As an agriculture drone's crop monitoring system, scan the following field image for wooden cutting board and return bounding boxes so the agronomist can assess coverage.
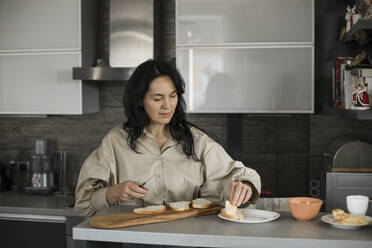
[90,206,222,229]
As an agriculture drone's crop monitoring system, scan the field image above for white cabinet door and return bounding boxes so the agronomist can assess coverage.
[177,0,313,45]
[0,52,83,114]
[177,46,313,113]
[176,0,314,113]
[0,0,80,51]
[0,0,98,115]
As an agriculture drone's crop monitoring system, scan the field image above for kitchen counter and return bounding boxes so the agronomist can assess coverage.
[73,207,372,248]
[0,190,80,217]
[0,191,86,248]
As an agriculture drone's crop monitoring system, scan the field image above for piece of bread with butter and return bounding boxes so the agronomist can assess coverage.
[220,200,244,220]
[332,208,346,222]
[133,205,166,215]
[192,198,213,209]
[169,201,191,211]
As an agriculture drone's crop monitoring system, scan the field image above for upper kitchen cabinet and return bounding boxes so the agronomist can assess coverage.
[177,0,313,45]
[0,0,80,51]
[0,0,98,115]
[176,0,314,113]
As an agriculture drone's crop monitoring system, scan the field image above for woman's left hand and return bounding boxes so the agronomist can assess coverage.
[229,181,252,207]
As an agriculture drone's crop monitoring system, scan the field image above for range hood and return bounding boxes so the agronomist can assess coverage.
[73,0,154,81]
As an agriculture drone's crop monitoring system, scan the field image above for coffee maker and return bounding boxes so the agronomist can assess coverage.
[24,139,56,194]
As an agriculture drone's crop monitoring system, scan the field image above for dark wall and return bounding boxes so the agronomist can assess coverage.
[1,0,372,197]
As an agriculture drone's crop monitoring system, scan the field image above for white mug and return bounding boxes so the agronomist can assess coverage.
[346,195,369,215]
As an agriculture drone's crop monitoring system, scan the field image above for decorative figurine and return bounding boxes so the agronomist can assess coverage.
[357,77,370,107]
[352,76,370,110]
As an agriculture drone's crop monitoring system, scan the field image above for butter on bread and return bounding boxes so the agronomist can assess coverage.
[192,198,213,209]
[225,200,237,216]
[332,208,346,222]
[169,201,190,211]
[220,200,244,220]
[133,205,166,215]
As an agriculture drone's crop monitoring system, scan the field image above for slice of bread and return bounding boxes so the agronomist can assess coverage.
[220,208,244,220]
[133,205,166,215]
[169,201,191,211]
[192,198,213,209]
[225,200,237,216]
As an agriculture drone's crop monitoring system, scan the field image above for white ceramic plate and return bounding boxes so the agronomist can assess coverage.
[321,214,372,229]
[218,209,280,223]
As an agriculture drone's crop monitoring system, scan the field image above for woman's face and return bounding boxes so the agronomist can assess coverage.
[143,76,178,126]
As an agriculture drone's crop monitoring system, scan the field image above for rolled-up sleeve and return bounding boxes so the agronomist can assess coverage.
[74,135,117,216]
[199,142,261,204]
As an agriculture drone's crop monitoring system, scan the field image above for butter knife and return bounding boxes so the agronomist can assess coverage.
[139,175,156,188]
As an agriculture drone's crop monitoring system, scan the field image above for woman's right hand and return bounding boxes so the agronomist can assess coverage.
[106,181,148,205]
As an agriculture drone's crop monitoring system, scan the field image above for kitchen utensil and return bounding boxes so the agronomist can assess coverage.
[347,195,369,215]
[90,205,221,229]
[288,197,323,221]
[218,209,280,224]
[139,175,156,188]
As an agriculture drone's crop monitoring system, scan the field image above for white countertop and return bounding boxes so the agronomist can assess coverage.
[73,202,372,248]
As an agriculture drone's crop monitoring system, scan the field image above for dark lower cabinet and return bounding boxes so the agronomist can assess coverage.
[0,219,65,248]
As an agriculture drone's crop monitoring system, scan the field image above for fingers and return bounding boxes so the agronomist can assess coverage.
[229,182,237,203]
[117,181,148,202]
[236,187,246,206]
[128,183,148,198]
[231,182,242,206]
[242,186,252,204]
[229,181,253,207]
[130,183,148,194]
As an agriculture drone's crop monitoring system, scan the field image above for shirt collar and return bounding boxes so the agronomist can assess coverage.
[142,127,178,147]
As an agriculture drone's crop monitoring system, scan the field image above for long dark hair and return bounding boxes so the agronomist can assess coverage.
[123,59,200,160]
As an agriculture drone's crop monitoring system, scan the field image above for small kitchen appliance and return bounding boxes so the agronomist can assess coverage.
[24,139,56,194]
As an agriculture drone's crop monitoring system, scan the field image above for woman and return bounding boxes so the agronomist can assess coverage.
[74,59,261,216]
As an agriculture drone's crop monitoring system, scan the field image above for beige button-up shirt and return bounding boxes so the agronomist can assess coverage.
[75,126,261,216]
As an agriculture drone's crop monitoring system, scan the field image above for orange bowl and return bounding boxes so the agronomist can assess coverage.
[288,197,323,221]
